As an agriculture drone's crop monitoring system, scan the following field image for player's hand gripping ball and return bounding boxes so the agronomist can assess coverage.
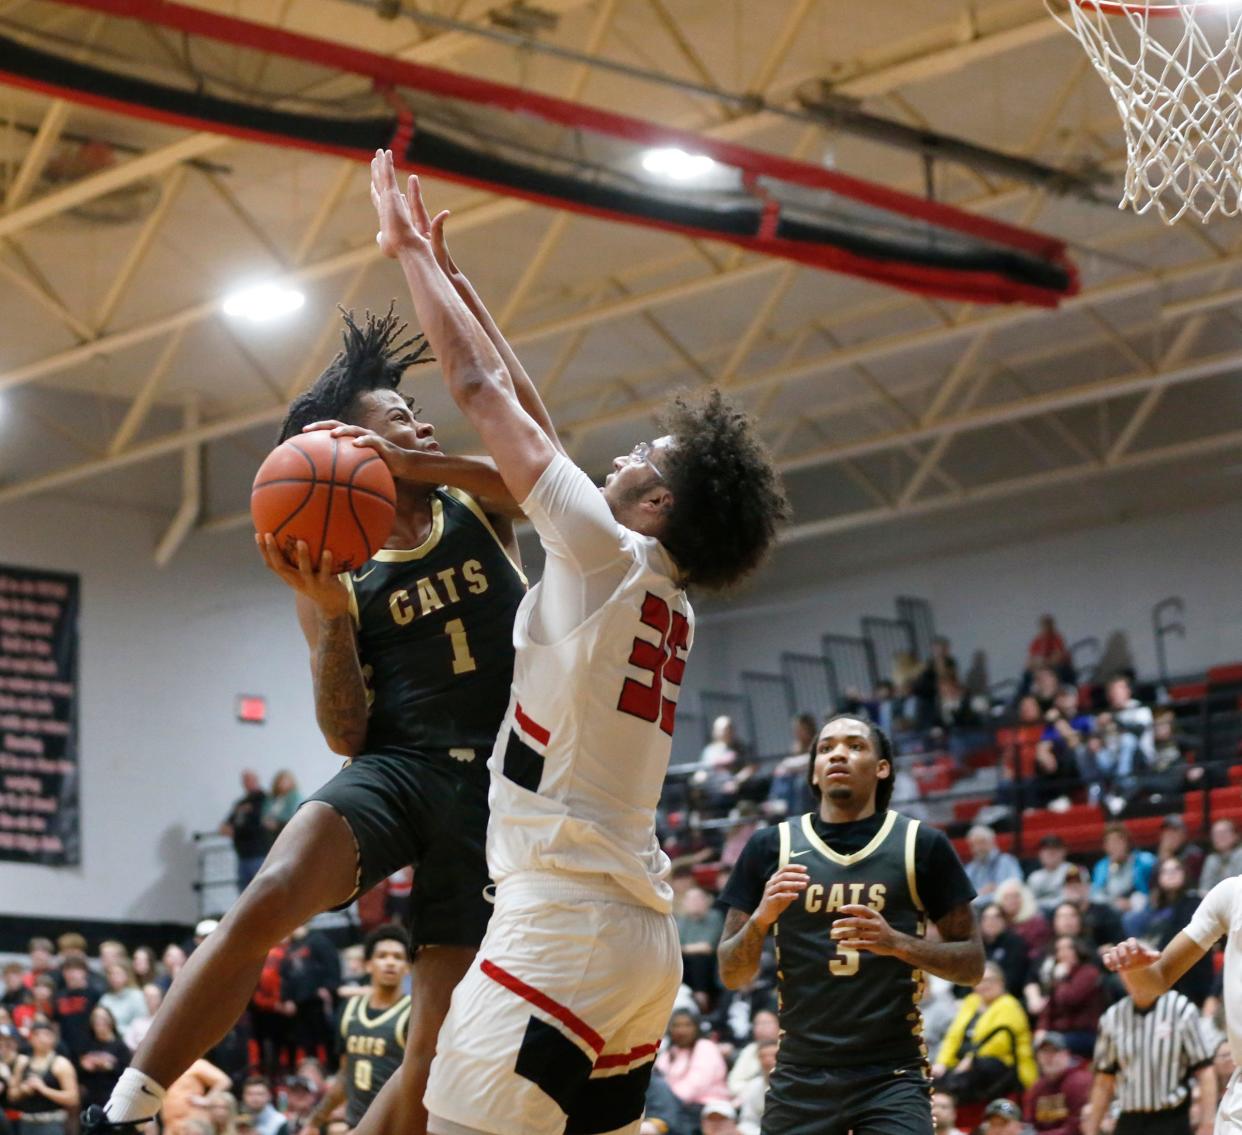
[251,430,396,572]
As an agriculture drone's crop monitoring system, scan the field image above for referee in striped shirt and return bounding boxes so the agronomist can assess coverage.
[1081,988,1215,1135]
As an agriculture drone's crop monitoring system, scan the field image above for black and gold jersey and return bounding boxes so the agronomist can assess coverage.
[344,487,525,764]
[772,811,928,1068]
[339,991,411,1125]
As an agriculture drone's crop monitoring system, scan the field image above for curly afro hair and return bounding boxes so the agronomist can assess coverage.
[278,304,432,443]
[656,388,790,591]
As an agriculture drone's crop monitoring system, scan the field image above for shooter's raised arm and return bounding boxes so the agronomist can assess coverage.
[369,150,556,502]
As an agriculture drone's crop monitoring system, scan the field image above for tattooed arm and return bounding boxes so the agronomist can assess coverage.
[717,865,809,989]
[256,535,368,756]
[835,900,985,986]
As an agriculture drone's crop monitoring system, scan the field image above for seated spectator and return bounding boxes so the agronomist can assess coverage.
[1215,1039,1236,1100]
[76,1006,130,1112]
[995,879,1051,959]
[1199,819,1242,894]
[700,1099,740,1135]
[726,1008,779,1098]
[1029,739,1081,811]
[735,1039,776,1135]
[1059,866,1123,950]
[53,957,100,1058]
[99,963,146,1036]
[1027,836,1071,914]
[654,1009,729,1119]
[240,1077,288,1135]
[934,963,1037,1102]
[262,771,303,841]
[1029,666,1061,713]
[123,984,163,1052]
[766,716,816,820]
[1136,709,1195,805]
[282,1075,320,1132]
[1090,824,1155,921]
[872,677,904,735]
[676,888,724,1006]
[205,1091,239,1135]
[1035,937,1102,1058]
[693,716,744,809]
[1078,714,1143,812]
[21,974,55,1033]
[1026,907,1086,1018]
[21,940,55,992]
[979,903,1030,998]
[719,803,761,869]
[10,1019,78,1135]
[159,944,187,991]
[1153,815,1203,884]
[932,1089,968,1135]
[999,697,1046,785]
[1024,1031,1091,1135]
[1,965,28,1019]
[1137,857,1214,1006]
[965,826,1023,908]
[130,948,160,989]
[1042,685,1092,747]
[1028,614,1073,683]
[980,1097,1026,1135]
[1105,673,1154,763]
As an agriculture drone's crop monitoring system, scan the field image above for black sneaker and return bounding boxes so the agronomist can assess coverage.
[81,1106,152,1134]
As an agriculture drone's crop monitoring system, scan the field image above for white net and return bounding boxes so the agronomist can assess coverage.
[1048,1,1242,223]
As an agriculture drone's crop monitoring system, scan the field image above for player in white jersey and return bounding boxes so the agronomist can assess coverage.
[359,150,789,1135]
[1104,876,1242,1133]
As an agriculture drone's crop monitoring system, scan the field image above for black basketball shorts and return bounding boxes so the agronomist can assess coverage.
[762,1059,933,1135]
[306,751,491,948]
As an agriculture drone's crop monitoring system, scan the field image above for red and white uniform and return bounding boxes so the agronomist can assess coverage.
[425,453,692,1135]
[1187,877,1242,1134]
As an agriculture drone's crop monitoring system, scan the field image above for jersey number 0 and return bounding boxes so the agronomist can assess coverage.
[617,592,689,735]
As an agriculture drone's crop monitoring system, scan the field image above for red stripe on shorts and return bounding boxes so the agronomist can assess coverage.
[514,702,551,746]
[480,959,603,1054]
[594,1041,659,1070]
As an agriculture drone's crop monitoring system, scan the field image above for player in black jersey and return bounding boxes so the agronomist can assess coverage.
[88,274,557,1135]
[307,924,411,1134]
[718,714,985,1135]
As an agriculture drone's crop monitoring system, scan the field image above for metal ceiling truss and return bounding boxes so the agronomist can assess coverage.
[0,1,1240,560]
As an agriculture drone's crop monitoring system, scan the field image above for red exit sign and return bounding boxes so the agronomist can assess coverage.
[236,695,267,724]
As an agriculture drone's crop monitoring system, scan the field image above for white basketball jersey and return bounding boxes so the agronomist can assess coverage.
[485,528,693,914]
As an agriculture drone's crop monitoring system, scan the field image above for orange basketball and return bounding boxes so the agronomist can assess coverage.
[251,431,396,572]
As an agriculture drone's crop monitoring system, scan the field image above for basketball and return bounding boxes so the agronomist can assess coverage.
[251,431,396,572]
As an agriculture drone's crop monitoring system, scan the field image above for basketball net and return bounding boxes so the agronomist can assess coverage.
[1048,1,1242,223]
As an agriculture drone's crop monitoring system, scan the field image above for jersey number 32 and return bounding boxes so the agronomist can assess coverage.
[617,592,689,736]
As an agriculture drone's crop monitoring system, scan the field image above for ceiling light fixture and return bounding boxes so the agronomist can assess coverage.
[221,282,305,323]
[641,147,718,181]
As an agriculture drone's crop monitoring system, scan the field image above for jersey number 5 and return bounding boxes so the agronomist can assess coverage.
[617,592,689,735]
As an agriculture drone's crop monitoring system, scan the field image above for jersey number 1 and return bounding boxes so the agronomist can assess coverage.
[617,592,689,735]
[445,618,477,674]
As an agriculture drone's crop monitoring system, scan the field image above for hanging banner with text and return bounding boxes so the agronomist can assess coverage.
[0,565,80,865]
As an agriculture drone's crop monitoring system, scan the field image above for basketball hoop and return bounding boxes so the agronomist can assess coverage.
[1048,1,1242,223]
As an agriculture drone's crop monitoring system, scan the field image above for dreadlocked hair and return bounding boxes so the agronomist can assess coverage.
[657,388,790,591]
[278,303,433,442]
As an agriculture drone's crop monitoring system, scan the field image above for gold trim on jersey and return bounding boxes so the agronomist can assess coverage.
[904,818,925,913]
[340,572,360,627]
[355,992,412,1030]
[799,809,897,866]
[444,486,529,587]
[394,1002,411,1050]
[372,497,445,561]
[778,820,791,869]
[340,995,359,1039]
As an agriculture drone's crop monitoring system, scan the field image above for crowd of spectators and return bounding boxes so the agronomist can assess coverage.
[0,910,348,1135]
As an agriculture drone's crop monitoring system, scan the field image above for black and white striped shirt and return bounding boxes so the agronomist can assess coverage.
[1094,990,1212,1112]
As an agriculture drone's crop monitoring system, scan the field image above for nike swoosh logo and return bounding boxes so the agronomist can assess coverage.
[789,849,811,858]
[354,566,377,581]
[140,1086,160,1098]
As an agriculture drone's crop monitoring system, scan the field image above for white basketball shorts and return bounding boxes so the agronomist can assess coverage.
[424,873,682,1135]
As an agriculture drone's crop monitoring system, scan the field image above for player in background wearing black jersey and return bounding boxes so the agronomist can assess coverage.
[306,925,411,1135]
[717,714,985,1135]
[87,264,559,1135]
